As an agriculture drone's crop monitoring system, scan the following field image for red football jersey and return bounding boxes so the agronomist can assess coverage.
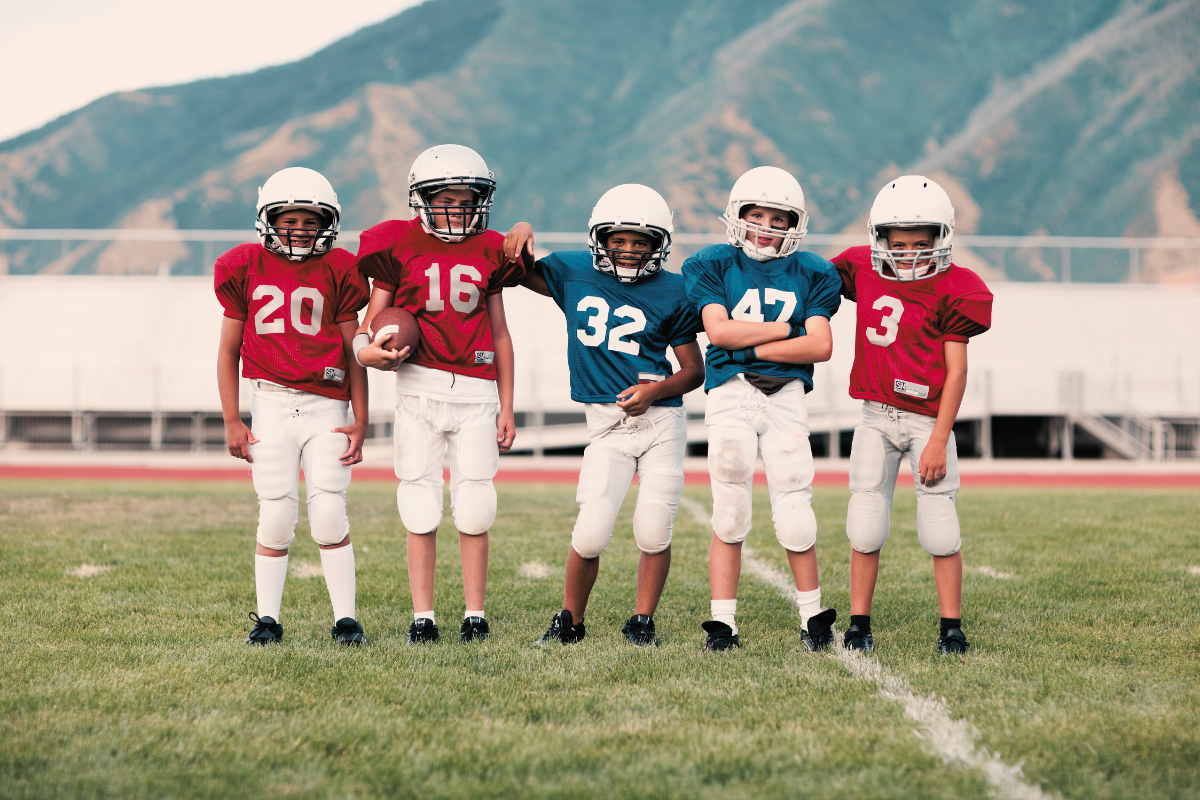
[356,218,525,380]
[214,243,369,400]
[832,246,992,416]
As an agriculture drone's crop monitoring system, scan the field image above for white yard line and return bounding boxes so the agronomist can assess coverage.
[678,496,1056,800]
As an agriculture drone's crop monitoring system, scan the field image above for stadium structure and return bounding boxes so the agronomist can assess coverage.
[2,230,1197,462]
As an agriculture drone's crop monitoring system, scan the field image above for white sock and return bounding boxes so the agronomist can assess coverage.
[711,598,738,634]
[797,588,822,631]
[415,610,435,623]
[255,553,288,621]
[465,609,484,620]
[319,544,356,622]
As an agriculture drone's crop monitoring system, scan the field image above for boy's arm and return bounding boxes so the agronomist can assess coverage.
[750,315,833,364]
[702,304,791,349]
[917,340,967,486]
[217,317,258,462]
[615,340,704,417]
[486,291,517,452]
[503,222,550,296]
[355,286,409,371]
[335,319,369,466]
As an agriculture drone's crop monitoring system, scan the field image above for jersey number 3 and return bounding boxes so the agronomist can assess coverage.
[253,285,324,336]
[866,295,904,347]
[577,297,646,356]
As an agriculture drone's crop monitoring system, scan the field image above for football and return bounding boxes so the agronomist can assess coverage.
[368,306,421,354]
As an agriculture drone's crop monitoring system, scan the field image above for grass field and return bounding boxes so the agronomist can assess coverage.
[1,480,1198,799]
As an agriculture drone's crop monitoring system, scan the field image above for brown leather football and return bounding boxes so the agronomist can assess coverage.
[368,306,421,355]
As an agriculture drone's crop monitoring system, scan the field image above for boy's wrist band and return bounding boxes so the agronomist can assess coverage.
[788,321,805,339]
[352,333,370,366]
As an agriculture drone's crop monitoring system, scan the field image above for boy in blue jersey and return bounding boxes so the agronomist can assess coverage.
[504,185,704,646]
[682,166,841,652]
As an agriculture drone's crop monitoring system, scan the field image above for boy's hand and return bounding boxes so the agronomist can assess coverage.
[359,339,410,371]
[616,383,658,417]
[333,419,368,466]
[503,222,534,264]
[917,437,948,486]
[226,420,260,462]
[705,344,755,368]
[496,409,516,452]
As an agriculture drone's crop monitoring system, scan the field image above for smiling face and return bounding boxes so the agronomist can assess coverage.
[884,226,939,274]
[603,229,657,271]
[271,207,326,251]
[739,204,795,252]
[427,187,478,234]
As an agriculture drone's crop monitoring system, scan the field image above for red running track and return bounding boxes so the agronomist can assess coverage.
[1,464,1198,488]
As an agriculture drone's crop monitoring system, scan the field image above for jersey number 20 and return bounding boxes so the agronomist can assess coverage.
[577,297,646,356]
[253,285,324,336]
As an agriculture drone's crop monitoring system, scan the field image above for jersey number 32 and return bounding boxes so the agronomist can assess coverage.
[577,297,646,356]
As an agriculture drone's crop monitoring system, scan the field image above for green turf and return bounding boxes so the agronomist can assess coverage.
[1,481,1198,799]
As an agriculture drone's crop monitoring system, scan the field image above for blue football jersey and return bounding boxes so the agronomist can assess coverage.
[682,244,842,392]
[539,251,703,406]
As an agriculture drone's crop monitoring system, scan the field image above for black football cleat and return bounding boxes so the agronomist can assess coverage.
[407,617,440,645]
[537,609,586,645]
[622,614,656,647]
[938,627,970,655]
[331,617,367,646]
[701,620,740,651]
[460,616,490,643]
[843,624,874,653]
[245,612,283,646]
[800,608,837,652]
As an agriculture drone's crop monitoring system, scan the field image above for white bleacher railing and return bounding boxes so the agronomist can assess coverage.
[2,230,1200,282]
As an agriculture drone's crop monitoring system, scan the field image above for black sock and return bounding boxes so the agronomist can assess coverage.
[940,617,961,636]
[850,614,871,634]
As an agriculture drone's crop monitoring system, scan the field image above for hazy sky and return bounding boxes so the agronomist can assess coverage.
[0,0,422,143]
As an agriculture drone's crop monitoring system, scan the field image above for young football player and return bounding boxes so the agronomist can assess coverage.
[215,167,370,647]
[354,144,523,644]
[681,166,841,652]
[830,176,992,655]
[503,185,704,647]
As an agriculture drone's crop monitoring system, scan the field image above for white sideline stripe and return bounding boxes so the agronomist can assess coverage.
[677,497,1056,800]
[1188,565,1200,577]
[290,560,324,579]
[977,565,1017,580]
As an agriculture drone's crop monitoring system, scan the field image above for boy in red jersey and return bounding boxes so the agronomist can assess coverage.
[354,144,523,644]
[215,167,370,647]
[831,175,992,655]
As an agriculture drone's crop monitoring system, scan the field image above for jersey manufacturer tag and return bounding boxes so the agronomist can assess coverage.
[893,379,929,399]
[324,367,346,383]
[474,351,495,365]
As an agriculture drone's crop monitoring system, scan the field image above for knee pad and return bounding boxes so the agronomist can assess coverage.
[846,491,890,553]
[397,481,442,534]
[709,426,757,544]
[632,465,681,555]
[256,497,297,550]
[307,491,348,546]
[917,494,961,556]
[572,499,616,559]
[771,490,817,553]
[452,481,496,535]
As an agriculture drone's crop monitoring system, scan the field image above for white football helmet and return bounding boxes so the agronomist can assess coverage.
[721,166,808,261]
[408,144,496,243]
[868,175,955,281]
[587,184,674,283]
[255,167,341,261]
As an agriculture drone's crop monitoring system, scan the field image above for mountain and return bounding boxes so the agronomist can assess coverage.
[1,0,1198,280]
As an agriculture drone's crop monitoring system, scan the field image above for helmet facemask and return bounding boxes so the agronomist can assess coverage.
[722,202,807,262]
[410,178,496,243]
[589,224,671,283]
[258,203,339,262]
[869,223,952,281]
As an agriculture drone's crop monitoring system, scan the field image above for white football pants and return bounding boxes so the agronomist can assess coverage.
[248,382,351,550]
[394,394,499,535]
[705,376,817,552]
[571,404,687,559]
[846,400,961,557]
